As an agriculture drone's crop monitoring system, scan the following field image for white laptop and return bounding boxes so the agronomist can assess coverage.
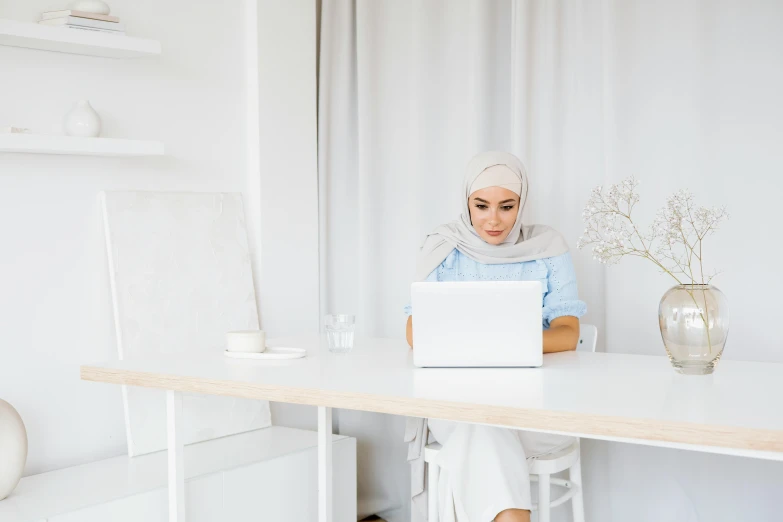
[411,281,543,368]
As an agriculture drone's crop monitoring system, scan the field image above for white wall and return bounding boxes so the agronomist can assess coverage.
[247,0,321,431]
[4,0,781,519]
[0,0,319,476]
[248,0,319,340]
[604,0,783,363]
[579,1,783,521]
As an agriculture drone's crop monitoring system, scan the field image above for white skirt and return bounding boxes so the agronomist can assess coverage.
[428,419,574,522]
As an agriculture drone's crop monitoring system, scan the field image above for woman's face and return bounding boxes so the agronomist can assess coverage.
[468,186,520,245]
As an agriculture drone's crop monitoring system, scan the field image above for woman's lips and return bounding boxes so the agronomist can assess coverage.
[486,230,503,237]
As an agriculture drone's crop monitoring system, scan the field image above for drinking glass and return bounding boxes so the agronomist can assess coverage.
[324,314,355,353]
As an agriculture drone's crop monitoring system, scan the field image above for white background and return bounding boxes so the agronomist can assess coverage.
[594,1,783,520]
[317,1,783,521]
[0,0,320,475]
[2,1,782,521]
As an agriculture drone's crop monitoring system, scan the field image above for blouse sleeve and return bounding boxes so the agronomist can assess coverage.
[541,252,587,328]
[403,267,439,316]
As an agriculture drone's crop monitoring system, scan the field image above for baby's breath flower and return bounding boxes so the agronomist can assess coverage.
[577,178,727,285]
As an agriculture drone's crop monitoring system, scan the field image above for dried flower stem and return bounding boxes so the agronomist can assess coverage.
[578,179,728,353]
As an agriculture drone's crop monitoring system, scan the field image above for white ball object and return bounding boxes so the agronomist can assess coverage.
[67,0,110,15]
[64,100,102,138]
[0,399,28,501]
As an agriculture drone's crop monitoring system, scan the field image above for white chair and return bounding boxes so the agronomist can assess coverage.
[424,324,598,522]
[576,324,597,353]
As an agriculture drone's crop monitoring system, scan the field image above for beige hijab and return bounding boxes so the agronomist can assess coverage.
[416,151,569,280]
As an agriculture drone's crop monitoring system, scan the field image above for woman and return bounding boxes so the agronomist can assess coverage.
[405,151,586,522]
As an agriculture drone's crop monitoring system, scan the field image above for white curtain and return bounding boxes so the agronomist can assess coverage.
[318,1,609,519]
[319,0,783,521]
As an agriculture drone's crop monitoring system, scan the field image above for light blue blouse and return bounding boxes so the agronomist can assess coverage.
[405,249,587,328]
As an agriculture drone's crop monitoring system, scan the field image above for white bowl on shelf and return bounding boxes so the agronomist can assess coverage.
[68,0,111,15]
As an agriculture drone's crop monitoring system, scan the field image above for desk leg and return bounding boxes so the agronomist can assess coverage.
[167,390,186,522]
[318,406,333,522]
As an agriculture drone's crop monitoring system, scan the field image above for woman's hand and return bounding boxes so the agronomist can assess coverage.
[543,316,580,353]
[406,316,413,348]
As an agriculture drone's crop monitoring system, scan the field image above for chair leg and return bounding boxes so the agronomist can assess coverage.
[569,449,586,522]
[428,462,440,522]
[537,473,551,522]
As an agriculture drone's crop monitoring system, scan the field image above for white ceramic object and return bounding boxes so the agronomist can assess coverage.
[0,399,28,501]
[226,330,266,353]
[68,0,111,15]
[224,347,306,360]
[64,100,102,138]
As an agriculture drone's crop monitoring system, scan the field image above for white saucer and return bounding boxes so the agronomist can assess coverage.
[224,346,307,360]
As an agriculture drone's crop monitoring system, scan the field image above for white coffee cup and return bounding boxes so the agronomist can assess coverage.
[226,330,266,353]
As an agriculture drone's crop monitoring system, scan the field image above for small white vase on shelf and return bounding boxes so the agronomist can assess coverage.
[64,100,102,138]
[68,0,111,15]
[0,399,28,501]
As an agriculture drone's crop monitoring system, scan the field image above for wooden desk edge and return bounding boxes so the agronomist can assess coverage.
[80,365,783,454]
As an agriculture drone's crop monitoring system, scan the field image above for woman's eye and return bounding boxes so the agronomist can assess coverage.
[502,206,515,211]
[475,204,488,210]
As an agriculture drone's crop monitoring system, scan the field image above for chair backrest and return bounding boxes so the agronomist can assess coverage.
[577,324,598,352]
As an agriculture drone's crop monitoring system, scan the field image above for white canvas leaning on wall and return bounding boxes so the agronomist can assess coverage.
[101,191,272,457]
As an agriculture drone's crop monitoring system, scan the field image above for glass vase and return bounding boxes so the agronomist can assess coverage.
[658,284,729,375]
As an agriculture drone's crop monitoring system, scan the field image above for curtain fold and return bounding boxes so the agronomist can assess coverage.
[318,1,608,519]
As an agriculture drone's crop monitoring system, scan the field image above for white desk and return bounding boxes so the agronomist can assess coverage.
[81,336,783,522]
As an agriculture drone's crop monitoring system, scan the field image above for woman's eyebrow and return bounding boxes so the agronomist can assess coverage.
[472,197,517,204]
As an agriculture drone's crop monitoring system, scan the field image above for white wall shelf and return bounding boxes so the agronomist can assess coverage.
[0,18,160,58]
[0,134,164,157]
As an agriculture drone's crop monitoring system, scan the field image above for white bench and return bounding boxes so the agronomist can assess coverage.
[0,426,356,522]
